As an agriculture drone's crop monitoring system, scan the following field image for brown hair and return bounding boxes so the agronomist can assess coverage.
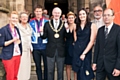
[34,5,43,11]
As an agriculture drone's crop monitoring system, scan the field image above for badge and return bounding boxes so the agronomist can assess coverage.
[54,33,59,38]
[86,70,89,75]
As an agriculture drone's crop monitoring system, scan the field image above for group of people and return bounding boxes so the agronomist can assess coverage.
[0,4,120,80]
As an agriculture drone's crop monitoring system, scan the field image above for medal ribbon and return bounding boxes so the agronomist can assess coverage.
[36,18,43,33]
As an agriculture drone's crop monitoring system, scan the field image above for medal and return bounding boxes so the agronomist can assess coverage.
[54,33,59,38]
[49,21,63,39]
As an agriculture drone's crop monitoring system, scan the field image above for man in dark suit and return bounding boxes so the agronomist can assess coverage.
[92,8,120,80]
[40,7,69,80]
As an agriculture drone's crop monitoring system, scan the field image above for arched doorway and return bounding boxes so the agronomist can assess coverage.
[44,0,68,17]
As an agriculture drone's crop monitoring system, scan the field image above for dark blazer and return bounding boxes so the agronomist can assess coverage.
[0,24,22,60]
[41,19,69,58]
[93,23,120,73]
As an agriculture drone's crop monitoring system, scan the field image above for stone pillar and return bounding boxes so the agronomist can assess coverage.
[38,0,45,8]
[69,0,77,14]
[0,1,9,80]
[16,0,25,13]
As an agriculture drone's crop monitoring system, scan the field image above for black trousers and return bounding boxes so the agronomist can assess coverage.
[33,49,48,80]
[96,69,120,80]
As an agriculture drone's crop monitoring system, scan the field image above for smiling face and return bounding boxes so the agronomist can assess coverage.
[52,7,62,20]
[79,10,87,21]
[103,9,115,25]
[9,13,18,25]
[93,6,103,19]
[20,13,28,24]
[34,8,43,18]
[67,15,75,24]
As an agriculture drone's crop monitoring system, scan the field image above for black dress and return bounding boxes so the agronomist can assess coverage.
[65,31,74,65]
[72,22,94,80]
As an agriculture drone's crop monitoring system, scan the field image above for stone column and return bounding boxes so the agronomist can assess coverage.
[16,0,25,13]
[38,0,45,8]
[69,0,77,14]
[0,1,9,80]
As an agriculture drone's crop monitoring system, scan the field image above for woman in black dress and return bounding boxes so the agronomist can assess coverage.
[72,8,97,80]
[65,11,77,80]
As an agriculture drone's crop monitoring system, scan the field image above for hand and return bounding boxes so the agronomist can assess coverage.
[13,37,19,42]
[40,27,43,32]
[80,54,85,60]
[64,22,69,29]
[112,69,120,76]
[92,64,97,71]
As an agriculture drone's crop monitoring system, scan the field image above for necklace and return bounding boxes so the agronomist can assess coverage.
[49,20,63,38]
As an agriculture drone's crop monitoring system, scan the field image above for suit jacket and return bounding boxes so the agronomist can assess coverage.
[93,23,120,73]
[0,24,22,60]
[41,19,69,58]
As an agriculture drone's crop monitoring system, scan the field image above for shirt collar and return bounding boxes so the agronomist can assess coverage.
[35,17,43,21]
[53,19,60,23]
[105,22,113,33]
[95,17,103,22]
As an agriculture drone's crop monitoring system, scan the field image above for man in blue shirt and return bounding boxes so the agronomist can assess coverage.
[29,5,48,80]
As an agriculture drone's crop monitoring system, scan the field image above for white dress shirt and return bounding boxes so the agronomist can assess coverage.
[53,19,60,29]
[105,22,113,34]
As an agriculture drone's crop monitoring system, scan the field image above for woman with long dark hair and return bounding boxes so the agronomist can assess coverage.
[72,8,97,80]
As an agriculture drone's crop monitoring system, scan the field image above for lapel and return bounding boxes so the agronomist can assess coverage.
[57,20,62,30]
[100,26,106,46]
[51,19,54,29]
[15,26,21,40]
[104,24,115,46]
[51,19,62,30]
[6,24,13,38]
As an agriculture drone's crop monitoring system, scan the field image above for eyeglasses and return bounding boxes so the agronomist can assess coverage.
[103,14,113,17]
[94,10,102,13]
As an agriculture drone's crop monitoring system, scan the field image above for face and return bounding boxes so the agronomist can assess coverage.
[43,10,47,14]
[9,14,18,25]
[67,15,75,24]
[103,9,114,25]
[79,10,87,21]
[34,8,43,18]
[94,6,103,19]
[20,13,28,24]
[52,8,61,20]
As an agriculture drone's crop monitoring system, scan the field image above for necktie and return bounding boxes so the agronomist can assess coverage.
[105,27,108,39]
[55,20,58,30]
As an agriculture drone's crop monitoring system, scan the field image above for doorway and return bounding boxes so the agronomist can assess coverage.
[45,0,68,17]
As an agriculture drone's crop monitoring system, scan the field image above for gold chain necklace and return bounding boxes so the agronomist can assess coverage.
[49,20,63,38]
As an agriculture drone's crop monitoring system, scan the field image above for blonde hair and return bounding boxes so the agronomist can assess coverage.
[67,11,75,17]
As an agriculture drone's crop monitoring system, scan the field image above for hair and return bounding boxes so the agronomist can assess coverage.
[67,11,75,17]
[34,5,43,11]
[94,4,103,9]
[8,11,18,17]
[19,12,28,18]
[104,8,115,16]
[52,7,62,15]
[76,8,90,31]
